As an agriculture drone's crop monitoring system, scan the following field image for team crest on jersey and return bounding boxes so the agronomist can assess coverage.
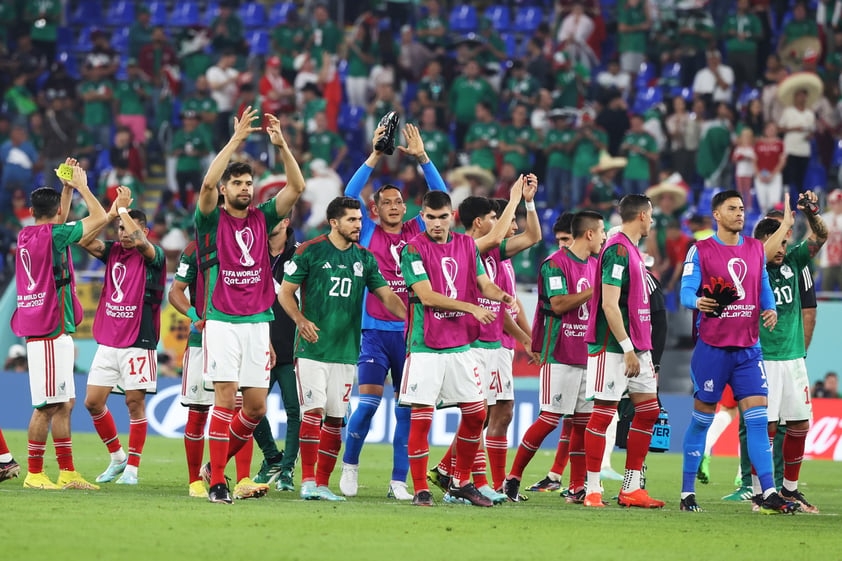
[353,261,363,277]
[780,264,794,279]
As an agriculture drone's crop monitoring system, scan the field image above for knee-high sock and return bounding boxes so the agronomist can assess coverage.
[184,407,208,483]
[408,408,434,493]
[391,403,411,482]
[704,409,734,455]
[278,363,301,472]
[91,406,122,454]
[316,422,343,487]
[471,441,489,488]
[773,423,785,488]
[27,440,46,473]
[226,410,260,461]
[568,413,590,491]
[453,402,486,485]
[208,407,234,486]
[437,441,455,475]
[585,406,615,476]
[486,435,508,491]
[681,410,715,494]
[342,394,381,465]
[508,411,561,480]
[298,411,322,482]
[738,412,752,487]
[0,428,10,461]
[744,406,775,494]
[127,418,147,469]
[550,417,572,477]
[53,437,74,471]
[782,427,809,491]
[234,435,254,482]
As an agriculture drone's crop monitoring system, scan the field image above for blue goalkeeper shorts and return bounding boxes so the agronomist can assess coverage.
[690,340,768,404]
[358,329,407,389]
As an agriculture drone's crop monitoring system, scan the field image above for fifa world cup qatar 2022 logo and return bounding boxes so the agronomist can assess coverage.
[727,257,747,300]
[235,227,255,267]
[484,255,498,283]
[576,277,591,321]
[441,257,459,299]
[19,248,36,291]
[390,241,406,277]
[111,262,127,303]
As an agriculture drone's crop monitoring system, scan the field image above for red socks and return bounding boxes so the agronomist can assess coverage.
[54,437,74,471]
[298,411,322,482]
[436,442,454,475]
[208,407,234,486]
[625,399,659,471]
[316,423,342,487]
[453,402,486,484]
[486,436,508,491]
[568,413,590,491]
[471,445,489,488]
[234,434,254,482]
[408,408,434,493]
[184,407,208,483]
[783,427,809,483]
[27,440,46,473]
[128,418,147,468]
[227,409,259,460]
[91,407,122,453]
[0,428,9,456]
[509,411,561,480]
[585,405,614,474]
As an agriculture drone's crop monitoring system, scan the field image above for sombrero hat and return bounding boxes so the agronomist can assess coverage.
[448,165,495,189]
[777,71,823,107]
[590,151,627,174]
[645,173,689,207]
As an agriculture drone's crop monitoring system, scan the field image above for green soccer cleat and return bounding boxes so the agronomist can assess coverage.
[276,468,295,492]
[721,485,753,502]
[696,454,710,485]
[253,455,284,485]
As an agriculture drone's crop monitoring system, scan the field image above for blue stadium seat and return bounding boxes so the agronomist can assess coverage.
[72,28,93,53]
[106,0,135,27]
[804,163,827,192]
[512,6,542,33]
[737,86,760,109]
[635,61,655,90]
[169,2,200,27]
[632,86,662,114]
[56,51,80,78]
[69,0,103,27]
[247,30,269,56]
[660,62,681,85]
[111,27,130,53]
[240,2,267,28]
[484,5,511,32]
[148,1,168,26]
[338,104,366,129]
[268,3,296,26]
[57,27,75,52]
[540,208,561,240]
[115,56,128,80]
[450,5,478,33]
[502,32,517,59]
[203,1,220,26]
[833,140,842,167]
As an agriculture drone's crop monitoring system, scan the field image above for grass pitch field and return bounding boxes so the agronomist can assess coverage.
[1,431,840,561]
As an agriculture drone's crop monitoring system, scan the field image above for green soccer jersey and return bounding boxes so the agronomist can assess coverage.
[175,243,203,348]
[587,244,635,355]
[308,130,345,164]
[502,125,538,173]
[273,26,308,71]
[782,19,819,43]
[195,203,282,324]
[79,80,114,126]
[347,39,378,78]
[760,241,811,361]
[572,129,608,178]
[722,13,762,53]
[448,77,496,124]
[419,129,452,171]
[622,131,656,180]
[400,235,486,355]
[114,80,148,116]
[538,259,568,364]
[505,75,540,109]
[545,129,575,170]
[466,121,502,171]
[100,242,166,349]
[284,235,386,364]
[417,15,449,49]
[173,129,212,172]
[618,3,647,54]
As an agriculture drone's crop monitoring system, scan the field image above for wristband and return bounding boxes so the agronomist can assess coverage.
[525,200,536,212]
[618,338,634,353]
[117,207,129,215]
[187,306,201,323]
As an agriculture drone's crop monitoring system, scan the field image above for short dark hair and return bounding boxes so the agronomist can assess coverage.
[553,212,575,234]
[572,210,604,239]
[373,184,401,205]
[422,190,452,211]
[127,209,147,226]
[221,162,253,183]
[765,209,784,219]
[753,217,781,240]
[476,101,492,114]
[326,196,361,221]
[490,198,508,216]
[618,194,651,223]
[30,187,62,219]
[458,196,495,230]
[711,190,742,212]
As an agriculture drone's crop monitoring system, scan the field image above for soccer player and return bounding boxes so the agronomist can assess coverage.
[679,190,796,514]
[339,124,448,501]
[279,197,406,501]
[12,159,106,490]
[582,194,664,509]
[79,188,166,486]
[0,427,20,482]
[504,211,605,503]
[753,191,826,513]
[400,189,516,507]
[196,107,306,504]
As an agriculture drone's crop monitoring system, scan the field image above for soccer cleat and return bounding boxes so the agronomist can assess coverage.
[583,492,606,507]
[253,456,284,485]
[339,463,359,497]
[115,471,138,485]
[208,482,233,504]
[233,477,269,499]
[412,490,434,506]
[276,468,295,492]
[442,492,469,504]
[751,494,762,512]
[0,460,21,482]
[502,477,521,502]
[23,471,60,490]
[721,485,754,502]
[780,488,819,514]
[477,484,508,505]
[57,470,100,490]
[759,492,798,515]
[617,489,665,508]
[696,454,710,485]
[387,480,414,501]
[528,476,561,492]
[315,486,346,501]
[448,481,493,507]
[300,480,320,500]
[600,467,623,481]
[95,458,128,483]
[565,488,586,504]
[427,467,451,493]
[189,480,208,498]
[680,494,703,512]
[199,462,212,485]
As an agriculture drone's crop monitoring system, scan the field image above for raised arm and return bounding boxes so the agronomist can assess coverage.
[55,157,79,223]
[398,123,447,192]
[475,175,525,254]
[117,206,157,261]
[79,186,132,259]
[197,106,262,216]
[66,163,108,241]
[266,113,306,217]
[798,190,828,255]
[501,173,542,257]
[345,125,386,202]
[764,196,794,262]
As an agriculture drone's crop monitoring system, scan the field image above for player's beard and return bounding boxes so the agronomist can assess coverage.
[228,194,252,210]
[339,228,360,244]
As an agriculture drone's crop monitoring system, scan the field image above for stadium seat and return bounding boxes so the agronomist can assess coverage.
[660,62,681,86]
[268,2,296,26]
[338,104,365,130]
[632,86,662,114]
[203,1,220,26]
[69,0,103,27]
[115,56,128,80]
[512,6,542,33]
[832,140,842,167]
[635,62,656,90]
[804,163,827,192]
[484,5,511,31]
[56,27,75,52]
[72,28,93,53]
[247,30,269,56]
[502,32,518,59]
[449,5,478,33]
[105,0,135,27]
[148,1,168,26]
[56,51,80,78]
[737,86,760,109]
[240,2,267,28]
[111,27,130,54]
[169,2,200,27]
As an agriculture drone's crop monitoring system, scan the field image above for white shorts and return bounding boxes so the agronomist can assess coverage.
[472,347,514,406]
[88,345,158,393]
[295,358,355,417]
[539,362,593,415]
[586,350,657,402]
[765,358,812,423]
[203,320,271,388]
[498,346,514,394]
[181,345,214,406]
[399,351,483,408]
[26,334,76,407]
